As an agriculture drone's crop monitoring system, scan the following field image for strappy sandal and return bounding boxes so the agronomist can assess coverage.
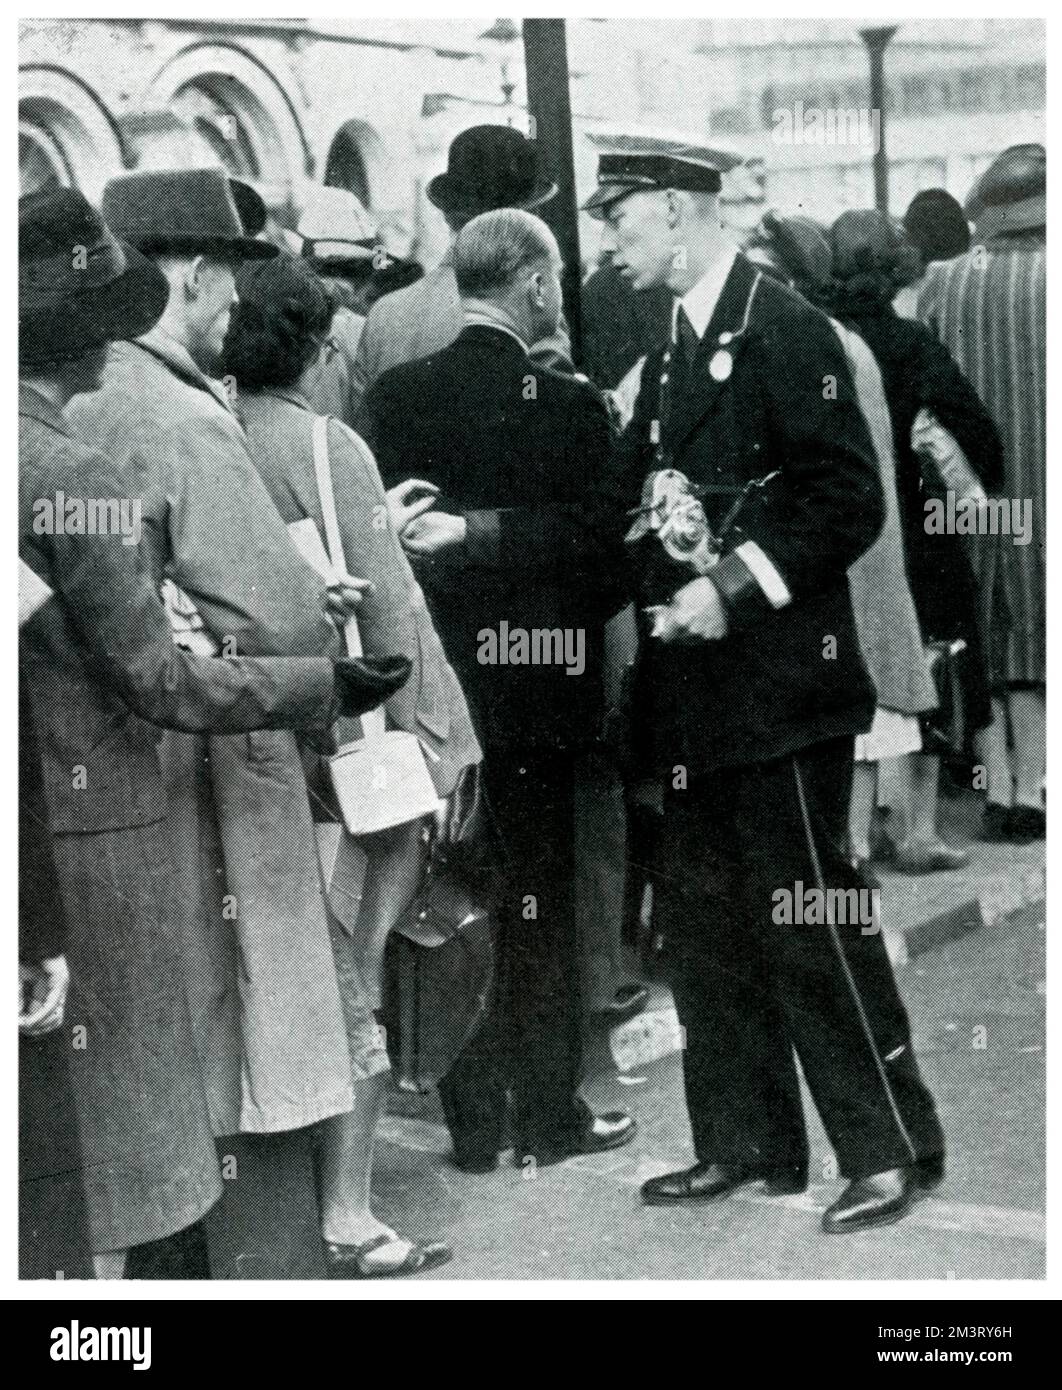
[325,1233,452,1279]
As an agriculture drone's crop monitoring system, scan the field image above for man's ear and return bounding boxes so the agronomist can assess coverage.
[666,190,681,229]
[184,255,207,300]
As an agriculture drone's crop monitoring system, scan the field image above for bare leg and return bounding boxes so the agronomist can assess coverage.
[353,818,429,1011]
[92,1249,127,1279]
[889,752,968,870]
[975,697,1014,806]
[906,752,942,847]
[1008,688,1046,809]
[848,759,878,862]
[316,1078,419,1271]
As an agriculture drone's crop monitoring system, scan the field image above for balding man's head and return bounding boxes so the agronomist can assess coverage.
[453,208,559,297]
[452,209,563,345]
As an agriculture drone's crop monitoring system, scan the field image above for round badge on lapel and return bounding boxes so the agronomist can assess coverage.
[709,349,733,382]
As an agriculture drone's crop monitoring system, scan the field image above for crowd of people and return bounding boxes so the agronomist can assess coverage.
[19,122,1045,1278]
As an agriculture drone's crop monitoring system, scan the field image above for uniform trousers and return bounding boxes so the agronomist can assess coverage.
[656,736,944,1182]
[439,748,589,1158]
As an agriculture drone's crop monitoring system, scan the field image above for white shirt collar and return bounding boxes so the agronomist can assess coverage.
[673,244,739,342]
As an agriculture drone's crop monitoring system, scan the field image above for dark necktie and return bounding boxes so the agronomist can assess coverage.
[675,305,700,374]
[666,305,699,428]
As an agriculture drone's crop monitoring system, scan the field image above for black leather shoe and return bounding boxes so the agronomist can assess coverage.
[821,1166,925,1234]
[915,1152,945,1191]
[641,1161,796,1206]
[520,1111,636,1167]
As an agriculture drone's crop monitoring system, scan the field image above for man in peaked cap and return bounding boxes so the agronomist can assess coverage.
[19,187,410,1276]
[67,169,388,1274]
[583,138,945,1234]
[348,124,573,421]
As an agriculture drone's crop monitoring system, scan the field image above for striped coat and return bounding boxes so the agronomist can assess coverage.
[919,237,1046,684]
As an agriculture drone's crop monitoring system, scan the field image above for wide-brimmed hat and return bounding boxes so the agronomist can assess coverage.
[20,186,169,369]
[102,168,278,261]
[965,144,1045,240]
[427,125,556,218]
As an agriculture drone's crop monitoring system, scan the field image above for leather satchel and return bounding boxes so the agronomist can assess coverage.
[380,766,495,1093]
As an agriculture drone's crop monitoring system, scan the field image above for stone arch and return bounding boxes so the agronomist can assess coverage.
[320,118,413,253]
[145,42,309,214]
[19,65,124,200]
[321,118,390,208]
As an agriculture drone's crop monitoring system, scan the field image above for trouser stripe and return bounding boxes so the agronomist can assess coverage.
[791,755,919,1167]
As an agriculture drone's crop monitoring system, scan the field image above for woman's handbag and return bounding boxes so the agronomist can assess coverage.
[308,415,440,836]
[380,793,495,1093]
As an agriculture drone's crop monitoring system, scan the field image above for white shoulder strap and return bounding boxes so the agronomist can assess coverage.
[312,413,364,660]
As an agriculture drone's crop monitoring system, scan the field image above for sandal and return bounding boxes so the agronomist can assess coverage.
[325,1233,452,1279]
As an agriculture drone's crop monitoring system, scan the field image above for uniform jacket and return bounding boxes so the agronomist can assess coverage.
[608,252,885,776]
[68,337,357,1136]
[238,388,481,799]
[349,255,574,424]
[364,324,620,754]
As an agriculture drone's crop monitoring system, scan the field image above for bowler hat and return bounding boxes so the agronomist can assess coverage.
[20,187,169,370]
[965,144,1045,240]
[427,125,556,218]
[102,168,278,261]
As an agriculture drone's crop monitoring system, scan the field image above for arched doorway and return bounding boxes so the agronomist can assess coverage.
[19,66,124,200]
[321,119,414,255]
[146,44,309,219]
[323,126,371,207]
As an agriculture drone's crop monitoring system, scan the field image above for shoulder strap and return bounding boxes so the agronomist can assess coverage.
[312,414,364,661]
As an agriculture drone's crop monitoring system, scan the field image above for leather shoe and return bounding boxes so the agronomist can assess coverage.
[821,1165,926,1234]
[916,1151,946,1191]
[641,1161,806,1206]
[520,1110,636,1167]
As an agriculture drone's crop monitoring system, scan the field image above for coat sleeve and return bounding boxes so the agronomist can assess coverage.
[157,412,342,658]
[29,443,340,734]
[913,327,1006,495]
[349,299,385,424]
[458,382,629,599]
[707,302,885,632]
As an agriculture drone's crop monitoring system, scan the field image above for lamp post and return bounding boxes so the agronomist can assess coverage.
[523,17,583,362]
[859,25,898,214]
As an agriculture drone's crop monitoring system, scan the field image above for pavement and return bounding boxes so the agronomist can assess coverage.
[370,792,1045,1281]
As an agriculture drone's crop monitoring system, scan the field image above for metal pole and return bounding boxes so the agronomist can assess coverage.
[860,26,898,214]
[522,17,582,363]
